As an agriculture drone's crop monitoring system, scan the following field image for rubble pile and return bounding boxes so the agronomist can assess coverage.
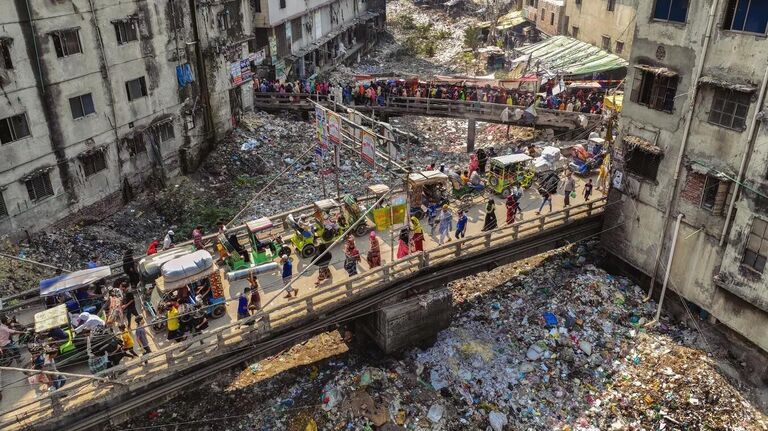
[119,244,767,431]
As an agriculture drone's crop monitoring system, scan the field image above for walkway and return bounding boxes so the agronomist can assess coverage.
[252,93,603,131]
[0,180,608,430]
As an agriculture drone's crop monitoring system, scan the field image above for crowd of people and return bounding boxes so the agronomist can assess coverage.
[255,77,609,114]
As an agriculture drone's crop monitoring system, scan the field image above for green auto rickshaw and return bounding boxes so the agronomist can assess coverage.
[487,154,535,198]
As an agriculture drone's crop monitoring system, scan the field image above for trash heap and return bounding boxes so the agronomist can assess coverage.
[289,249,765,430]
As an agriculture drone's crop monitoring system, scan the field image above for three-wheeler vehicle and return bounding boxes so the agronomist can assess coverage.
[406,171,450,219]
[487,154,536,198]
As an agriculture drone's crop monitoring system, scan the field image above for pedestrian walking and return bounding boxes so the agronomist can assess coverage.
[397,228,410,258]
[536,190,553,215]
[192,225,205,250]
[248,273,262,311]
[118,324,139,358]
[455,210,468,239]
[344,236,361,276]
[280,255,297,299]
[120,281,138,329]
[367,231,382,268]
[237,288,253,325]
[410,216,425,251]
[597,163,608,192]
[162,230,175,250]
[505,194,519,225]
[476,148,488,174]
[584,178,593,201]
[563,172,575,206]
[134,316,152,364]
[481,199,498,231]
[438,204,453,244]
[314,243,333,286]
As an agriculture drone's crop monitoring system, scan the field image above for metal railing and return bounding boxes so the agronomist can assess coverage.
[0,197,607,429]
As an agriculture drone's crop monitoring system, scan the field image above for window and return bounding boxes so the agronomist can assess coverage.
[114,20,139,45]
[602,35,612,51]
[251,0,261,13]
[653,0,689,22]
[81,151,107,177]
[125,136,146,156]
[217,11,232,31]
[0,113,31,144]
[708,88,750,130]
[682,171,729,214]
[541,9,545,20]
[724,0,768,34]
[0,41,12,69]
[125,77,147,101]
[616,41,624,54]
[280,0,286,8]
[291,18,302,41]
[572,26,579,38]
[69,93,95,119]
[607,0,616,11]
[156,122,175,142]
[26,172,54,202]
[575,0,582,5]
[0,192,7,218]
[550,12,555,25]
[630,67,679,112]
[743,218,768,273]
[625,148,662,181]
[51,29,82,57]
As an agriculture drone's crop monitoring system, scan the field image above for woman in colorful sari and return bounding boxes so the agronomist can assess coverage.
[367,231,382,268]
[410,216,425,252]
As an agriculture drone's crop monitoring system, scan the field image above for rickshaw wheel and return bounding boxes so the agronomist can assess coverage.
[354,224,368,237]
[501,188,512,198]
[280,245,292,257]
[301,244,317,259]
[152,320,165,332]
[211,305,227,319]
[488,176,500,187]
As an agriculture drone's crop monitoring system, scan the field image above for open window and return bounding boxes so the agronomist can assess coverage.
[51,29,82,57]
[81,151,107,177]
[681,170,731,215]
[623,135,663,181]
[630,65,678,113]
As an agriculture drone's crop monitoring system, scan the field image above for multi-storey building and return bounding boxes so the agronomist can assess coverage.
[522,0,637,59]
[562,0,637,59]
[0,0,384,235]
[605,0,768,352]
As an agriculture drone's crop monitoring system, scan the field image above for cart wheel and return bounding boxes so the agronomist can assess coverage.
[152,320,165,332]
[501,188,512,198]
[280,245,292,257]
[301,244,317,259]
[354,224,368,237]
[211,305,226,319]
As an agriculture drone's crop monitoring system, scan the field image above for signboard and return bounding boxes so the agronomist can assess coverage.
[315,107,328,156]
[252,49,266,66]
[275,60,286,82]
[612,170,623,191]
[326,111,342,144]
[372,207,392,231]
[268,36,278,64]
[230,62,242,85]
[230,58,253,86]
[360,130,376,167]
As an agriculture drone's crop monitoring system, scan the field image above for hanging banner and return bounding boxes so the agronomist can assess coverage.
[230,62,242,85]
[315,107,328,158]
[372,207,392,231]
[390,192,407,229]
[326,111,342,144]
[268,36,278,64]
[361,130,376,167]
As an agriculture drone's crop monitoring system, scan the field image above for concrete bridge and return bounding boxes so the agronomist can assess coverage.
[252,93,604,151]
[0,195,608,431]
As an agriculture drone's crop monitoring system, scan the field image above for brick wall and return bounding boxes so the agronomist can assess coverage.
[682,171,705,204]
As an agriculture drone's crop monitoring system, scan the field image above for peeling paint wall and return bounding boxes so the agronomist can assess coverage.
[0,0,208,234]
[604,0,768,352]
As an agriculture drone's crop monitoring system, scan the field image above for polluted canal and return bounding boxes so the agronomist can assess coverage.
[116,241,767,431]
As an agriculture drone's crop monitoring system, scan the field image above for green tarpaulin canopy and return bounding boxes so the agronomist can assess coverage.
[515,35,628,76]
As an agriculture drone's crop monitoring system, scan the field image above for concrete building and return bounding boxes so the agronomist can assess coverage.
[562,0,637,59]
[605,0,768,353]
[0,0,384,235]
[251,0,385,81]
[523,0,565,35]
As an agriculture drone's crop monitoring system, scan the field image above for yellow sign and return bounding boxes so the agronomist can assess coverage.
[391,204,406,226]
[373,207,391,231]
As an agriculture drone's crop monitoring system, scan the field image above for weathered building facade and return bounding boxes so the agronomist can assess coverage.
[605,0,768,352]
[0,0,384,235]
[562,0,637,59]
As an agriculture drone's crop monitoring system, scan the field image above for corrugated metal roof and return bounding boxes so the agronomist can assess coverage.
[515,35,628,76]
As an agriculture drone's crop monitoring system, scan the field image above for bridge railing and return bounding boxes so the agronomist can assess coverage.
[250,92,603,128]
[0,197,608,429]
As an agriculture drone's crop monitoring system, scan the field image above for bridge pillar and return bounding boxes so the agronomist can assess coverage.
[355,287,453,354]
[466,119,476,153]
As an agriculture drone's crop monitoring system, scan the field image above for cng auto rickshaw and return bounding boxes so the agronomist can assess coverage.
[487,154,536,198]
[288,199,350,258]
[216,233,250,271]
[406,171,450,219]
[341,194,374,237]
[32,304,107,368]
[137,245,196,330]
[151,250,227,331]
[246,217,291,264]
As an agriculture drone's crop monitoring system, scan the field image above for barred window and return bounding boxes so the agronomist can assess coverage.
[114,20,139,45]
[26,173,54,201]
[743,218,768,273]
[126,136,146,156]
[81,151,107,177]
[0,191,7,217]
[156,123,175,142]
[708,88,750,131]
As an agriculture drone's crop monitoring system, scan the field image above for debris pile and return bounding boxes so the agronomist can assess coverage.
[119,243,767,431]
